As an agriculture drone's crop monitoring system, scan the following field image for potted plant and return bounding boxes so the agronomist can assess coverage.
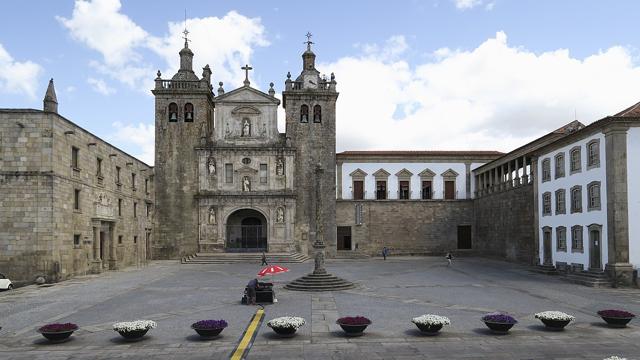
[411,314,450,335]
[37,323,79,342]
[534,311,575,330]
[597,310,636,328]
[266,316,305,337]
[191,320,228,338]
[113,320,157,341]
[481,313,517,333]
[336,316,371,336]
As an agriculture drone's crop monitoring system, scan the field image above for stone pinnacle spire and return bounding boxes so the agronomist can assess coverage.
[43,78,58,113]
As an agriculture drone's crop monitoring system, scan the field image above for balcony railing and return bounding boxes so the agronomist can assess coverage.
[155,79,209,90]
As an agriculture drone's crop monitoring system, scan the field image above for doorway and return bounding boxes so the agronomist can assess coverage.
[226,209,268,252]
[589,225,602,270]
[337,226,352,250]
[457,225,472,249]
[542,227,552,265]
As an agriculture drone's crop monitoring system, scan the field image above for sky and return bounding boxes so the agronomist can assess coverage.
[1,0,640,165]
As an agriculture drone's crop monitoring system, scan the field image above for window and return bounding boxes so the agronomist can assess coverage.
[555,189,566,214]
[399,181,410,199]
[116,166,121,184]
[133,202,137,218]
[168,102,178,122]
[184,103,194,122]
[571,225,583,252]
[118,198,123,216]
[131,173,136,190]
[542,192,551,215]
[134,235,138,244]
[96,157,103,176]
[260,164,268,184]
[444,181,455,200]
[570,185,582,213]
[556,226,567,251]
[313,105,321,123]
[421,181,432,199]
[353,180,364,200]
[74,189,80,210]
[118,235,123,245]
[588,181,601,211]
[300,104,309,123]
[145,179,149,194]
[587,139,600,169]
[242,157,251,165]
[554,153,565,179]
[570,147,581,173]
[376,181,387,200]
[73,234,81,248]
[542,158,551,182]
[225,163,233,183]
[71,146,79,169]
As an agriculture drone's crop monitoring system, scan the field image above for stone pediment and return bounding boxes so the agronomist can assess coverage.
[418,168,436,178]
[349,168,368,178]
[372,168,391,178]
[441,168,459,178]
[395,168,413,178]
[231,105,261,115]
[236,165,259,174]
[215,86,280,105]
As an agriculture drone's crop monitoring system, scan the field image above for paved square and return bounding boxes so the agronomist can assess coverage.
[0,257,638,359]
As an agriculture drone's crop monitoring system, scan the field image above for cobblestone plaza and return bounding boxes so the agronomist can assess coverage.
[1,257,638,359]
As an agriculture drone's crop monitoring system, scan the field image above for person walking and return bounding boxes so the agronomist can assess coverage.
[260,252,268,266]
[446,252,453,266]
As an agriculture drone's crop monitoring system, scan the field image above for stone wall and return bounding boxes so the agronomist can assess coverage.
[473,184,535,264]
[336,200,474,256]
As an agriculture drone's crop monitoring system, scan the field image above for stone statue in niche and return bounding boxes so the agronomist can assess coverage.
[225,123,231,138]
[241,119,251,137]
[199,122,207,139]
[261,123,267,137]
[207,157,216,176]
[242,176,251,192]
[208,207,216,224]
[276,158,284,176]
[276,207,285,223]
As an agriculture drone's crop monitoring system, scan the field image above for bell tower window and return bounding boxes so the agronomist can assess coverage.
[300,104,309,123]
[313,105,321,123]
[168,102,178,122]
[184,103,194,122]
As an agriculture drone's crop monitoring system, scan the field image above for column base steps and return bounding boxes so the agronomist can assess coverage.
[181,252,310,264]
[564,270,612,288]
[284,272,355,291]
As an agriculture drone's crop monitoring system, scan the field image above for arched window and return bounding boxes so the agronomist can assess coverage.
[313,105,321,123]
[168,102,178,122]
[300,104,309,123]
[184,103,194,122]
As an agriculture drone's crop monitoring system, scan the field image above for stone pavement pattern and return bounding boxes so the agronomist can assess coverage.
[0,257,639,359]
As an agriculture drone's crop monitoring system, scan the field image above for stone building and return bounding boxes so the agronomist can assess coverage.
[0,80,154,284]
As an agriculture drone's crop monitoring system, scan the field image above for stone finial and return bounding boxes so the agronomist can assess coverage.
[156,70,161,79]
[285,72,292,90]
[217,81,225,95]
[43,78,58,113]
[268,82,275,96]
[330,72,335,82]
[286,71,291,79]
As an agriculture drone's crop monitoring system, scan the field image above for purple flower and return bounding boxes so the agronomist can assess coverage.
[38,323,78,332]
[337,316,371,325]
[191,320,228,329]
[482,313,517,324]
[598,310,636,318]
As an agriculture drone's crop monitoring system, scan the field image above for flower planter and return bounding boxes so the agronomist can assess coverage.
[600,316,634,328]
[540,318,571,330]
[191,320,227,339]
[37,323,78,343]
[483,321,515,333]
[414,323,443,335]
[113,320,156,341]
[270,326,298,337]
[411,314,450,335]
[192,327,224,338]
[117,329,149,341]
[336,322,370,336]
[266,316,305,338]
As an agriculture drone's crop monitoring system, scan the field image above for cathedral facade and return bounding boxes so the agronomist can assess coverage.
[152,38,338,259]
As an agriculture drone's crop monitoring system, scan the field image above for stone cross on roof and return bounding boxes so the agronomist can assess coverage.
[241,64,253,86]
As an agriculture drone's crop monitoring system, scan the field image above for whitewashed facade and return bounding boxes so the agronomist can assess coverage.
[627,127,640,269]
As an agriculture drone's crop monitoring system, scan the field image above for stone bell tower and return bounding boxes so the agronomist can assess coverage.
[283,34,339,256]
[152,30,215,259]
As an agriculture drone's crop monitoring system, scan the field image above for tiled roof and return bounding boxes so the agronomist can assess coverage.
[614,101,640,117]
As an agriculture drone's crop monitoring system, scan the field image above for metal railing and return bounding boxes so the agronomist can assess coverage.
[225,225,267,251]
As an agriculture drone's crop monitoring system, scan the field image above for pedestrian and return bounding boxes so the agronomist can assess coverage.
[446,252,453,266]
[382,246,388,260]
[260,252,268,266]
[246,278,258,305]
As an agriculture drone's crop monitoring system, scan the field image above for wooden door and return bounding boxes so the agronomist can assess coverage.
[353,181,364,200]
[444,181,455,199]
[422,181,432,199]
[590,230,601,270]
[543,230,552,265]
[457,225,472,249]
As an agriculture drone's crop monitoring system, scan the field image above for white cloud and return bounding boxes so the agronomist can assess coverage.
[0,43,43,98]
[453,0,483,10]
[87,77,116,95]
[58,0,268,91]
[319,31,640,153]
[110,121,154,165]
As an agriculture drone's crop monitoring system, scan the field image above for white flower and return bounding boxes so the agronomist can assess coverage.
[603,357,627,360]
[113,320,157,332]
[534,311,575,321]
[267,316,306,330]
[411,314,451,326]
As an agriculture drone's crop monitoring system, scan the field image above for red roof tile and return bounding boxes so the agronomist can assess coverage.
[614,101,640,117]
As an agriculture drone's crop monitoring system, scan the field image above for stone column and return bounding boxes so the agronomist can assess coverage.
[465,162,471,199]
[522,156,529,184]
[507,160,513,188]
[109,223,117,270]
[92,226,99,260]
[336,161,343,200]
[531,157,540,265]
[514,157,520,186]
[604,125,633,286]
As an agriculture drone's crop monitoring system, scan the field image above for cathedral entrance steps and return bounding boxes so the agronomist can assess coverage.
[181,252,310,264]
[284,272,356,291]
[333,250,370,259]
[564,271,612,288]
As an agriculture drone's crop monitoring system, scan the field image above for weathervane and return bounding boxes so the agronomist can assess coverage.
[182,10,191,46]
[304,32,313,50]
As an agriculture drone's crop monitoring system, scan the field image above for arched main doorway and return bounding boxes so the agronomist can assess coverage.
[225,209,268,252]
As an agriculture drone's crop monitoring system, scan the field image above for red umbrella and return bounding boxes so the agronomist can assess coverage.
[257,265,289,277]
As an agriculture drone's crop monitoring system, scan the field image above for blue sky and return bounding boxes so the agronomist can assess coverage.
[1,0,640,164]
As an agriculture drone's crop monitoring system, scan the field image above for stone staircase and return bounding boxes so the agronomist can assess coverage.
[181,252,310,264]
[333,250,371,259]
[284,272,356,291]
[564,270,612,288]
[529,264,559,275]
